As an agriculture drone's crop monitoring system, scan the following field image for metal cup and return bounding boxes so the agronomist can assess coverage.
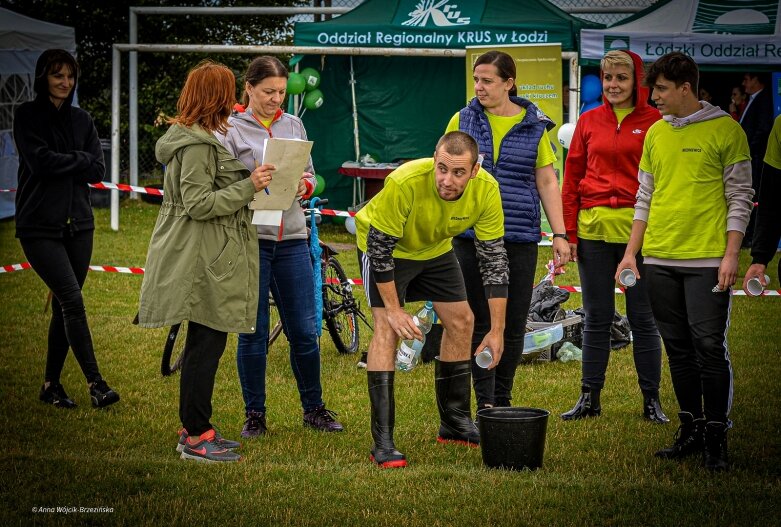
[475,347,492,369]
[618,268,637,287]
[746,274,771,297]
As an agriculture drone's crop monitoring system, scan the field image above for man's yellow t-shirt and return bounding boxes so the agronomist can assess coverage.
[355,158,505,260]
[639,115,750,259]
[764,114,781,170]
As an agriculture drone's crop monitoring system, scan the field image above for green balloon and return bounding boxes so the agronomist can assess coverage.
[287,72,306,95]
[303,89,324,110]
[300,67,321,91]
[313,174,326,195]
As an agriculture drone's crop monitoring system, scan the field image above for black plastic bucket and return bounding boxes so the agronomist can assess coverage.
[477,407,550,471]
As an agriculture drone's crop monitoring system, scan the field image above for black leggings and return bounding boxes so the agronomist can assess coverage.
[179,321,228,436]
[453,237,537,407]
[577,239,662,396]
[20,231,102,384]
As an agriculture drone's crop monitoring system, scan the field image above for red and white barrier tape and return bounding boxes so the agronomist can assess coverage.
[88,265,145,275]
[89,182,163,195]
[2,261,779,295]
[1,262,30,273]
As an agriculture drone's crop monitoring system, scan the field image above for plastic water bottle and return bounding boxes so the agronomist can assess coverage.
[413,301,436,334]
[396,337,425,372]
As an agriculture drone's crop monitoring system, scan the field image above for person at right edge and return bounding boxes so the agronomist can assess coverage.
[617,52,753,472]
[739,72,773,247]
[445,50,570,413]
[560,50,668,424]
[743,114,781,292]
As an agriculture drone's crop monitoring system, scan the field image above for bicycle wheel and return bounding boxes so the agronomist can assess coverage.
[323,256,360,354]
[161,321,186,376]
[268,294,283,348]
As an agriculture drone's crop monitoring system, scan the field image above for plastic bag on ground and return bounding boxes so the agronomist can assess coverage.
[557,342,582,362]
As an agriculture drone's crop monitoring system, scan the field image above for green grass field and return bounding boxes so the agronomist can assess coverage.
[1,200,779,526]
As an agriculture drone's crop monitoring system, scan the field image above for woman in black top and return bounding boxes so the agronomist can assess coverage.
[14,49,119,408]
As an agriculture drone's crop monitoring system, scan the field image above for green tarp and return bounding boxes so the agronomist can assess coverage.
[298,54,463,211]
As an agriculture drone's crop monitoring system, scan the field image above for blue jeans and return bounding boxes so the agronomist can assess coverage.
[237,239,324,414]
[577,238,662,396]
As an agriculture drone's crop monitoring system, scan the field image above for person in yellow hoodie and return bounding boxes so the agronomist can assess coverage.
[617,53,753,472]
[138,61,269,463]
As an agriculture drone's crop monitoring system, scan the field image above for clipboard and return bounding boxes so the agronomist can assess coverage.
[249,137,313,211]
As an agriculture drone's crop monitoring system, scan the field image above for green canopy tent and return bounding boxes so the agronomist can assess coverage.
[293,0,601,211]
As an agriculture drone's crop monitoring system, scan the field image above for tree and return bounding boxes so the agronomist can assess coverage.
[0,0,307,176]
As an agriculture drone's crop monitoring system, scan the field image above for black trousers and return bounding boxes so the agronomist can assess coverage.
[453,237,537,407]
[179,321,228,436]
[577,239,662,395]
[20,231,102,384]
[645,264,733,424]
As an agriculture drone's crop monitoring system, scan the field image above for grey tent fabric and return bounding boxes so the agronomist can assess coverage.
[0,7,76,219]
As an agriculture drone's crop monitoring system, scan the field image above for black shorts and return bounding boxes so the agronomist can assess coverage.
[357,249,467,308]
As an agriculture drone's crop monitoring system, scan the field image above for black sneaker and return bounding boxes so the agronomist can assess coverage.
[303,405,344,432]
[241,410,267,438]
[39,383,77,409]
[89,379,120,408]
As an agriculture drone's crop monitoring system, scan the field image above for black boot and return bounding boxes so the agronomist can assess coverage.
[643,395,670,424]
[655,411,705,459]
[560,385,601,421]
[704,421,729,472]
[368,371,406,468]
[435,359,479,446]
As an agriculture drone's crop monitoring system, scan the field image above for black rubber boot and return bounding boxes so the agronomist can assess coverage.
[643,394,671,424]
[704,421,729,472]
[655,411,705,459]
[435,359,479,446]
[368,371,407,468]
[560,385,601,421]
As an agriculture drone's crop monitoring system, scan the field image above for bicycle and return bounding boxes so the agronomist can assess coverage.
[161,198,371,376]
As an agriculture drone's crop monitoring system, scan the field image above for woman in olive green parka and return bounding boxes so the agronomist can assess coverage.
[138,123,259,333]
[137,61,271,463]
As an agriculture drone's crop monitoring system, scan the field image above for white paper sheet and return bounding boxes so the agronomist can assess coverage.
[249,137,313,211]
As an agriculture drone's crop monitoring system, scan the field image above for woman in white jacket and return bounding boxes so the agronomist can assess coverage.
[217,56,343,437]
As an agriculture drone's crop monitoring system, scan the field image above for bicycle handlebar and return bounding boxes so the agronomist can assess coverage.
[301,198,328,209]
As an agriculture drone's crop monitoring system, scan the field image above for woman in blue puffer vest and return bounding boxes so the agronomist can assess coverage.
[446,50,571,412]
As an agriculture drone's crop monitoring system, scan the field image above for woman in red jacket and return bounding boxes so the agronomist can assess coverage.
[561,50,668,423]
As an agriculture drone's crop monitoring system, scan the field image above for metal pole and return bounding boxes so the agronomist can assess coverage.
[129,6,350,15]
[129,9,138,198]
[349,56,360,162]
[116,43,465,57]
[565,52,579,124]
[349,56,362,208]
[111,47,121,232]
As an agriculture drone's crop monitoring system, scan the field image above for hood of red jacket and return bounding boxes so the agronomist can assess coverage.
[600,49,651,111]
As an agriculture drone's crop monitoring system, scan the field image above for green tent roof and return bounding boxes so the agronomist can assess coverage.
[294,0,602,51]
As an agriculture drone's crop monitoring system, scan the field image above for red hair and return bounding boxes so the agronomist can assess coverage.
[169,60,236,134]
